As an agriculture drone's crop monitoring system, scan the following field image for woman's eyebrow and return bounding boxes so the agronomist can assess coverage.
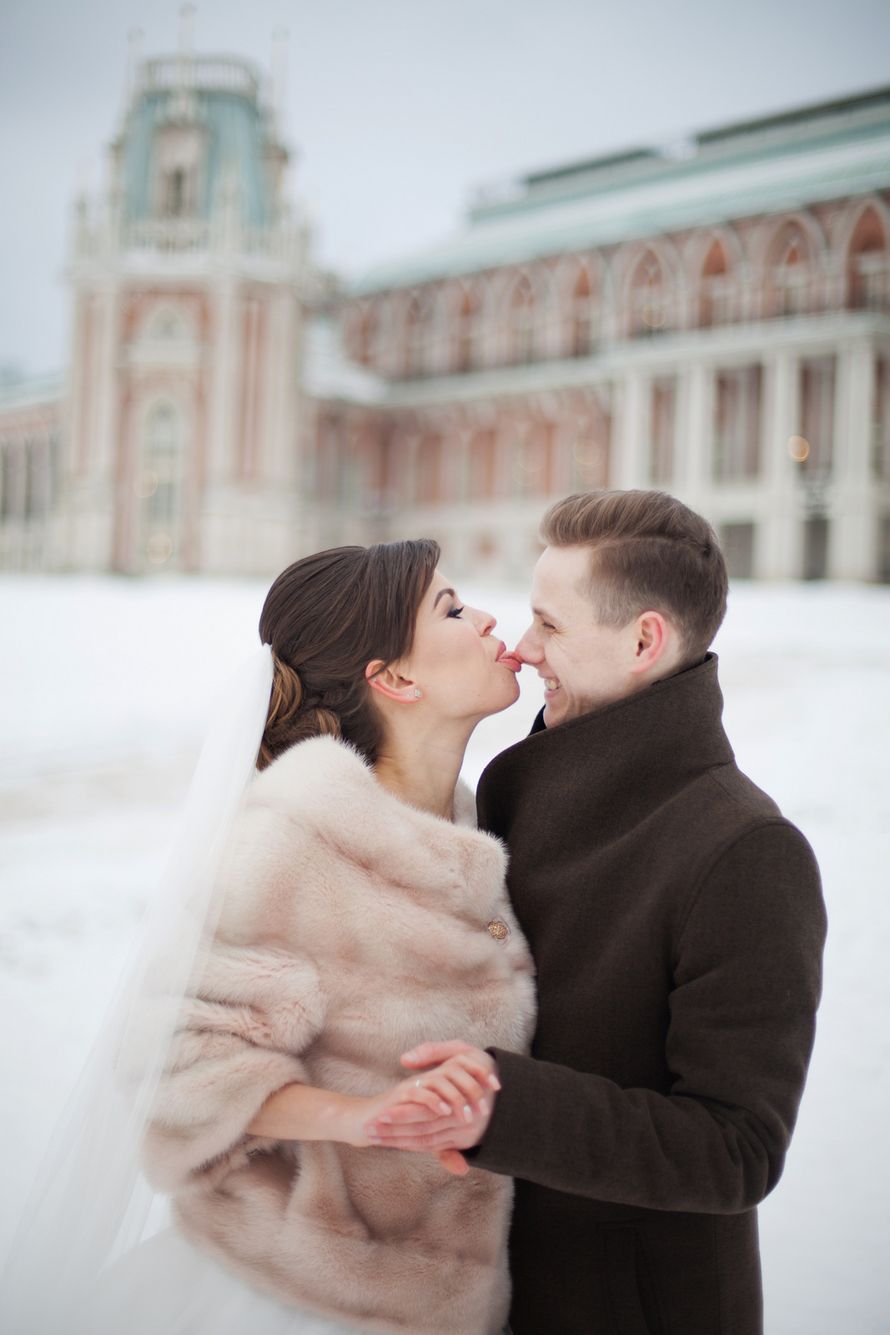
[433,587,457,608]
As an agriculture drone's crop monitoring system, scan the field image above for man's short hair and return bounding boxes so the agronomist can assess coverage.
[541,489,728,665]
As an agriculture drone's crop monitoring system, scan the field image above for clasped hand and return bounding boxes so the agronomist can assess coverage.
[362,1041,499,1177]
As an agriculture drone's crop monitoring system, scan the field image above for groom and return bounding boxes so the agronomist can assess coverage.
[369,489,827,1335]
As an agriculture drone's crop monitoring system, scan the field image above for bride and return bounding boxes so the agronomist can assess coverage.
[2,539,535,1335]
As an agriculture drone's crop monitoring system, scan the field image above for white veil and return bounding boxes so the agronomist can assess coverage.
[0,644,274,1333]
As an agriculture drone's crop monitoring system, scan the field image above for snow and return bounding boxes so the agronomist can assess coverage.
[1,574,888,1331]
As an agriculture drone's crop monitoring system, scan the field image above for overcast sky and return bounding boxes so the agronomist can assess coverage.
[2,0,889,376]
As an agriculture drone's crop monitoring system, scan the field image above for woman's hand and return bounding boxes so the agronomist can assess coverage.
[334,1075,454,1148]
[362,1046,500,1155]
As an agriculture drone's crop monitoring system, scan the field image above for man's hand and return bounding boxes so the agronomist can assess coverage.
[363,1041,499,1174]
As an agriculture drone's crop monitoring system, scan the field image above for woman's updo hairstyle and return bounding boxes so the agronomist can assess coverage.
[257,539,440,770]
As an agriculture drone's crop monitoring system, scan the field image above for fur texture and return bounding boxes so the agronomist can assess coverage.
[142,736,536,1335]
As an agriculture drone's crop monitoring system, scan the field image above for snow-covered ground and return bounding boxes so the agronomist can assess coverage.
[1,574,888,1332]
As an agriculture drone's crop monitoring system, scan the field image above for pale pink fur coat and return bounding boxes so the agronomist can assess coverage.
[142,735,536,1335]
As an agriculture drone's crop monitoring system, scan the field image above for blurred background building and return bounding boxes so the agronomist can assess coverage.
[1,32,888,580]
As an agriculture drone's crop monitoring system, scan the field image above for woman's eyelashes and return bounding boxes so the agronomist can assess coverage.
[446,605,465,619]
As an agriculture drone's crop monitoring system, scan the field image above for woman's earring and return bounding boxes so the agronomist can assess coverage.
[412,688,422,699]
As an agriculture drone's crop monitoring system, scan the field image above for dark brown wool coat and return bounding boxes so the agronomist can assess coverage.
[472,656,826,1335]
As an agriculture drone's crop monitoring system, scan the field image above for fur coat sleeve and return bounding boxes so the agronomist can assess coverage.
[141,925,325,1192]
[139,797,338,1190]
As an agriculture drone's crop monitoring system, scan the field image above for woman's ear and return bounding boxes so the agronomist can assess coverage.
[364,660,421,703]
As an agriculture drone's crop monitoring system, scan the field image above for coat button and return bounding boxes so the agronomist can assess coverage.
[487,919,510,941]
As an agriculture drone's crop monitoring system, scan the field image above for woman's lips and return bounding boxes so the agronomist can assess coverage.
[496,643,523,673]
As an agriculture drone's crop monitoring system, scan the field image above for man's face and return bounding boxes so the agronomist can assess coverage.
[515,545,641,727]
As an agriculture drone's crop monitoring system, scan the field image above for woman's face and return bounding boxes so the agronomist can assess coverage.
[395,569,521,722]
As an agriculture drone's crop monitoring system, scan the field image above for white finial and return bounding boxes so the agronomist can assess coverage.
[179,4,196,55]
[123,27,144,112]
[271,26,289,123]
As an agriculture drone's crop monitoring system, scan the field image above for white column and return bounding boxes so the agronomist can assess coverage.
[758,351,800,578]
[92,282,120,571]
[613,370,648,489]
[64,291,87,478]
[831,339,876,578]
[94,282,120,482]
[210,275,238,484]
[266,288,296,487]
[675,362,711,511]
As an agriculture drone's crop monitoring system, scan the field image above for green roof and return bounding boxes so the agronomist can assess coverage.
[122,85,274,227]
[353,86,890,295]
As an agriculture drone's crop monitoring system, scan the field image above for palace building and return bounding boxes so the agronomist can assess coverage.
[1,43,308,577]
[1,38,889,581]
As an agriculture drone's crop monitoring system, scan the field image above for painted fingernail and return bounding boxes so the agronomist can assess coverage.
[438,1101,450,1115]
[403,1049,418,1061]
[463,1104,473,1123]
[487,1075,501,1090]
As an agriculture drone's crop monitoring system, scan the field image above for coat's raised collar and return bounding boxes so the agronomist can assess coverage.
[247,734,505,897]
[477,654,736,845]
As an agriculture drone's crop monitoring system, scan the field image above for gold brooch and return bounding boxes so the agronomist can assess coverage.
[487,919,509,941]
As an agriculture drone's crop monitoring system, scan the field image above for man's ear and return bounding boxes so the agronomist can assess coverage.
[629,611,671,675]
[364,659,421,703]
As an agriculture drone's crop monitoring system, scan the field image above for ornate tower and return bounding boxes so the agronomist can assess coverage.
[62,21,308,574]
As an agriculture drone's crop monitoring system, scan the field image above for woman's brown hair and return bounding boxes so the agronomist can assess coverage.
[256,539,440,770]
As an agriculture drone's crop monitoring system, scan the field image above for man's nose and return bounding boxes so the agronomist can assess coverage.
[515,626,542,663]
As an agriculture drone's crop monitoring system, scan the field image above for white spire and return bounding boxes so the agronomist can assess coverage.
[123,27,144,115]
[270,26,289,127]
[178,3,196,56]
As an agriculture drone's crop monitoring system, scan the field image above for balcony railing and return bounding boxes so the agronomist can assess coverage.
[72,214,303,266]
[125,218,212,254]
[138,56,259,99]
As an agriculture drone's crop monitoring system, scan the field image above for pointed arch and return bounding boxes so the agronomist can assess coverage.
[401,288,434,379]
[505,271,536,365]
[137,300,197,346]
[450,279,486,373]
[626,247,669,338]
[555,255,602,357]
[683,225,744,328]
[845,202,889,311]
[758,212,825,318]
[698,238,730,328]
[611,236,682,339]
[352,300,380,366]
[136,397,186,568]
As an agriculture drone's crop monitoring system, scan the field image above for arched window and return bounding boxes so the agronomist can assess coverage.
[153,123,204,221]
[506,276,535,365]
[355,304,379,366]
[766,224,813,318]
[468,428,498,500]
[628,250,668,337]
[847,206,888,311]
[699,240,732,328]
[454,284,482,373]
[414,434,445,505]
[145,305,190,343]
[569,264,596,357]
[138,402,183,566]
[403,292,432,379]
